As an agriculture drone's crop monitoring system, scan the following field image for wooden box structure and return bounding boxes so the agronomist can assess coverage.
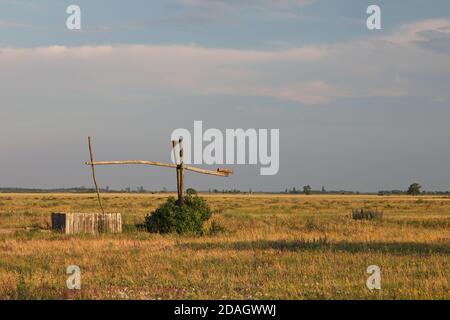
[52,212,122,234]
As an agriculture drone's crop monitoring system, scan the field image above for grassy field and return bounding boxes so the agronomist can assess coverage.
[0,193,449,300]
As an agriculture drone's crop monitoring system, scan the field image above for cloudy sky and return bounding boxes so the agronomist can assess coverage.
[1,0,450,192]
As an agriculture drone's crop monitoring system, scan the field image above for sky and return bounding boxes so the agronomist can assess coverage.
[0,0,450,192]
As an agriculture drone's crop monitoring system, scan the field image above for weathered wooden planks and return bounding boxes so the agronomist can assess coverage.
[51,212,122,234]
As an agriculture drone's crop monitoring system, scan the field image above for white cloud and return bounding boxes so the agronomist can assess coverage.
[382,19,450,45]
[1,19,449,107]
[253,81,351,105]
[0,44,335,105]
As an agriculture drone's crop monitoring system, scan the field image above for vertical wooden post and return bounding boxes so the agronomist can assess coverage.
[179,137,184,206]
[88,136,105,214]
[172,140,181,205]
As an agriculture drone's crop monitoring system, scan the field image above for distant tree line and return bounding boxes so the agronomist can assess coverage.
[0,186,151,194]
[379,183,450,195]
[282,183,450,196]
[209,189,242,194]
[1,182,449,195]
[283,186,360,195]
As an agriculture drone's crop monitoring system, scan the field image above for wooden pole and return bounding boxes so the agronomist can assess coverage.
[172,140,181,205]
[178,137,184,206]
[85,161,232,177]
[177,164,182,204]
[88,136,105,214]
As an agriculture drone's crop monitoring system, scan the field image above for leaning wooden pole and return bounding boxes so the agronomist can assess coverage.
[88,136,105,214]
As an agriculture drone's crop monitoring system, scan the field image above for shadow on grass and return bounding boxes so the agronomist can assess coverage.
[179,238,450,255]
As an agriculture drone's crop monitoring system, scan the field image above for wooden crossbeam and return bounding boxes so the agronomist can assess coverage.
[84,160,233,177]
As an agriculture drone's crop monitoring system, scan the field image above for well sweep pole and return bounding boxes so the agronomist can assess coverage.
[88,136,105,215]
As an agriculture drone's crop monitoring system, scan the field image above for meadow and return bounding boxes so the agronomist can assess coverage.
[0,193,448,300]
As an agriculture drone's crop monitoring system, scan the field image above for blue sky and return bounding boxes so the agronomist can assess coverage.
[1,0,450,192]
[2,0,450,47]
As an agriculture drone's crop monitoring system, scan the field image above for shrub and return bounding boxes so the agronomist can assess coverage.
[186,188,198,196]
[144,195,212,234]
[352,209,383,220]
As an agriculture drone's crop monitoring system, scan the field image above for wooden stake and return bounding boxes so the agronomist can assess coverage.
[88,136,105,214]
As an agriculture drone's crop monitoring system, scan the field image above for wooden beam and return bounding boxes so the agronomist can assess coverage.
[85,160,233,177]
[187,166,233,177]
[86,160,176,169]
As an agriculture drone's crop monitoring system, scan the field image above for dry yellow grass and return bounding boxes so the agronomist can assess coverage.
[0,193,449,299]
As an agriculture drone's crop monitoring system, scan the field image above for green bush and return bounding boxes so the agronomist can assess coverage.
[186,188,198,196]
[144,195,212,234]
